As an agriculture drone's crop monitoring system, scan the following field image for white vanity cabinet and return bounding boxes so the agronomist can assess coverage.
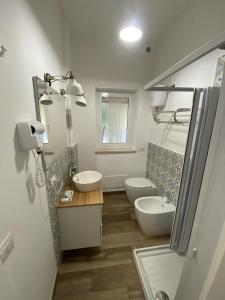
[56,187,103,250]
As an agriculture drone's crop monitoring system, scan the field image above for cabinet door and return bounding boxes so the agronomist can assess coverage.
[58,205,102,250]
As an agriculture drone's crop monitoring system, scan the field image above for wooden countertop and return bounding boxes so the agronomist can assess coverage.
[56,186,103,208]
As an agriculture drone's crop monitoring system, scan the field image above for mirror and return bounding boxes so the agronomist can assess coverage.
[32,76,68,169]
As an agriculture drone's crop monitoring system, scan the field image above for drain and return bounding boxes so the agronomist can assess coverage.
[155,290,170,300]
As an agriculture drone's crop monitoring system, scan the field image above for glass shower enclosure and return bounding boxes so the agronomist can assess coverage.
[134,86,220,300]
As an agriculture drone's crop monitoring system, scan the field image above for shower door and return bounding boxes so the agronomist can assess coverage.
[170,87,220,254]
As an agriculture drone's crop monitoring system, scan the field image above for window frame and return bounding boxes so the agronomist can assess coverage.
[96,90,135,152]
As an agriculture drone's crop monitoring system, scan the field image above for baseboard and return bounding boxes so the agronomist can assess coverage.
[50,270,58,300]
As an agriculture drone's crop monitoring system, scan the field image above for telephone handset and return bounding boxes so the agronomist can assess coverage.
[17,121,46,187]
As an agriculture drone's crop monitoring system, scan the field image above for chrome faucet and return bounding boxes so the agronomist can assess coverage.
[161,193,171,204]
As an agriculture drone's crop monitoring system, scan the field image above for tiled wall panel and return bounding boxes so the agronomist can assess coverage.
[45,144,78,264]
[146,143,184,205]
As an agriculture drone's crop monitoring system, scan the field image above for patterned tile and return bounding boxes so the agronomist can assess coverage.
[68,144,79,171]
[45,144,79,264]
[146,143,184,206]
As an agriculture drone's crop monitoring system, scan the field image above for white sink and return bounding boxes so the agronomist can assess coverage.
[73,171,102,192]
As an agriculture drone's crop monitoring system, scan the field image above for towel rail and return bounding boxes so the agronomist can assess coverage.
[153,107,192,125]
[150,85,193,125]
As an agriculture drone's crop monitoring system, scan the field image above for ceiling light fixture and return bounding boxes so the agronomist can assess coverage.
[119,26,142,42]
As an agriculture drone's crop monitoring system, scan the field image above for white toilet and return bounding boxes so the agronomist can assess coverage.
[125,177,159,205]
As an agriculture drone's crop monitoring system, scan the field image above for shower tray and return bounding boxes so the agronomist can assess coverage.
[133,245,185,300]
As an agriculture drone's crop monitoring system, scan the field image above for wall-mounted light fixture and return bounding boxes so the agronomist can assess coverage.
[39,92,54,105]
[44,70,87,106]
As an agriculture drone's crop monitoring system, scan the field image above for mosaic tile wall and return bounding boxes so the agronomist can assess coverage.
[45,144,78,264]
[68,144,79,171]
[146,143,184,206]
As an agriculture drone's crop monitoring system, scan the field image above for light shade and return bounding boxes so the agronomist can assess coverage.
[119,26,142,42]
[65,79,84,96]
[76,95,87,107]
[40,93,53,105]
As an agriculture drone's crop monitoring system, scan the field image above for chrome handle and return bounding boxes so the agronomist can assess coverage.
[155,290,170,300]
[74,176,79,182]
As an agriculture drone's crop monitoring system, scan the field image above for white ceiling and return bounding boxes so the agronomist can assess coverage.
[60,0,193,44]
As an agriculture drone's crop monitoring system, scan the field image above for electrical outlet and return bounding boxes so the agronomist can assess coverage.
[138,147,145,151]
[0,233,14,264]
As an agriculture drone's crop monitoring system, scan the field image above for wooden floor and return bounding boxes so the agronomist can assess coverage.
[54,192,169,300]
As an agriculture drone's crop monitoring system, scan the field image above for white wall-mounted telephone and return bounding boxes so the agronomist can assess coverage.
[17,121,46,187]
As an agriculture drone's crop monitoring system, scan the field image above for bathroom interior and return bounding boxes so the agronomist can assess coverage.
[2,1,225,300]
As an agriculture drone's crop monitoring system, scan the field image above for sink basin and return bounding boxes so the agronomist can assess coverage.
[73,171,103,192]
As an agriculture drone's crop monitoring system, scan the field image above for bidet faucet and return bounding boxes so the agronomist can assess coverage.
[74,176,79,182]
[161,193,171,204]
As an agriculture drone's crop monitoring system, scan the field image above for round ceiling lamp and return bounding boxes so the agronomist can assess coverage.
[119,26,142,42]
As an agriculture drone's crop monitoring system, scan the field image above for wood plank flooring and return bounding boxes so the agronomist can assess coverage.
[54,192,169,300]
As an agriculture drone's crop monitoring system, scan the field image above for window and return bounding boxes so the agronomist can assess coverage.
[96,90,135,152]
[102,96,129,144]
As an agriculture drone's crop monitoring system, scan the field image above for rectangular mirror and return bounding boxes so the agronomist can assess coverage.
[32,76,68,169]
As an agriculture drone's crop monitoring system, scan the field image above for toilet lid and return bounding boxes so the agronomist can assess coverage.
[125,177,156,189]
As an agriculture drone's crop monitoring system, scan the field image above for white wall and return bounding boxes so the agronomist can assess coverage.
[199,216,225,300]
[0,0,71,299]
[147,49,225,154]
[96,89,152,189]
[152,0,225,77]
[71,37,153,190]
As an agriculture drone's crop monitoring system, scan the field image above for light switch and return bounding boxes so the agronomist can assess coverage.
[0,233,14,264]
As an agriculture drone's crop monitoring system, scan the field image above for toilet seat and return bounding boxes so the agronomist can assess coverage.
[125,177,156,189]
